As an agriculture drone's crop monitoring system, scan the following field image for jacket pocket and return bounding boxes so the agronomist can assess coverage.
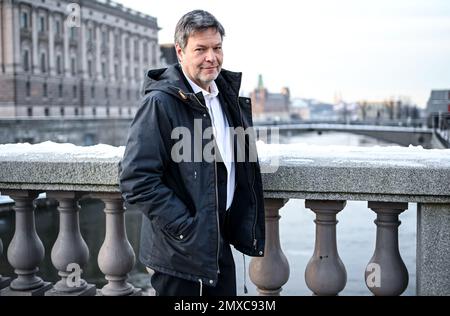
[162,215,196,242]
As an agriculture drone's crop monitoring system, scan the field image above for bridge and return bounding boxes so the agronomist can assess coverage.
[1,116,448,149]
[0,142,449,296]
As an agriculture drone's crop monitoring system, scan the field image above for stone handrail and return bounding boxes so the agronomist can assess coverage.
[0,141,449,296]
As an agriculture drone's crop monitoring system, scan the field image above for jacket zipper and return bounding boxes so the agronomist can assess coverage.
[192,92,221,275]
[237,98,259,252]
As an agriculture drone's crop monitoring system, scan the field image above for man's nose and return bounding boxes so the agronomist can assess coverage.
[205,49,216,63]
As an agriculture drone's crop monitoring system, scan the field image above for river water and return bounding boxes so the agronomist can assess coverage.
[0,132,416,295]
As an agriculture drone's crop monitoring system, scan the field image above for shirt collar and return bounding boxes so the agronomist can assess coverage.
[182,67,219,98]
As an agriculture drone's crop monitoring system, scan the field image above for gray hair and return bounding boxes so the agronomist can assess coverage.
[174,10,225,51]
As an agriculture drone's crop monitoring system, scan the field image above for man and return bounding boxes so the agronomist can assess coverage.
[119,10,265,296]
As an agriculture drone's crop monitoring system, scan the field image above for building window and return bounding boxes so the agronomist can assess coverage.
[26,81,31,97]
[105,87,109,98]
[126,89,130,100]
[117,88,121,99]
[56,55,62,75]
[114,64,119,79]
[106,107,110,117]
[92,108,96,116]
[88,28,93,41]
[101,62,106,78]
[134,40,139,55]
[55,19,61,34]
[102,30,107,45]
[43,83,48,97]
[73,85,77,98]
[134,67,138,79]
[23,50,30,72]
[39,16,46,32]
[119,107,122,116]
[74,108,79,116]
[58,84,63,98]
[88,60,93,77]
[152,43,157,66]
[40,53,47,73]
[71,57,76,76]
[70,27,77,40]
[27,107,33,117]
[143,43,148,61]
[91,86,95,98]
[44,108,49,116]
[21,11,29,29]
[60,107,65,116]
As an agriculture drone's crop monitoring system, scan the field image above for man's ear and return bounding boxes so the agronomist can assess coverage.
[175,43,183,63]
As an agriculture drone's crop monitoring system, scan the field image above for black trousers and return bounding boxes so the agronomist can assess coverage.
[151,239,236,296]
[151,161,236,296]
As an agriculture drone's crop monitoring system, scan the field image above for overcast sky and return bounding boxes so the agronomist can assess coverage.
[118,0,450,107]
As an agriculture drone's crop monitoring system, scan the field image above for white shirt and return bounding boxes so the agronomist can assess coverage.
[183,72,236,210]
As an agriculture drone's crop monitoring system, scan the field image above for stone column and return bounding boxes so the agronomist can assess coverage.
[138,37,144,82]
[109,27,115,83]
[80,21,88,79]
[45,192,96,296]
[63,18,70,77]
[150,41,156,68]
[0,0,3,73]
[48,12,55,76]
[31,5,39,74]
[365,201,409,296]
[129,34,135,85]
[0,190,52,296]
[305,200,347,296]
[121,31,127,84]
[12,1,20,72]
[2,0,14,74]
[96,24,102,81]
[0,237,12,289]
[93,193,140,296]
[249,198,289,296]
[417,203,450,296]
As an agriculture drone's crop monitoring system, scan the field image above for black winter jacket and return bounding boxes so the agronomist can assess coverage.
[119,64,265,286]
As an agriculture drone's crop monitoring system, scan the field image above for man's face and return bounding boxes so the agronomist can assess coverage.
[176,28,223,91]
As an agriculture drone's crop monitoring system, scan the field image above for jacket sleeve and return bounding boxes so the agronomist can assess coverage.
[119,94,192,235]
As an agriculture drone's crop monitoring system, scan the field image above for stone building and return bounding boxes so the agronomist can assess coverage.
[250,74,290,121]
[0,0,161,118]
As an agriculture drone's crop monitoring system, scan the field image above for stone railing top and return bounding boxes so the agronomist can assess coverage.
[0,141,449,203]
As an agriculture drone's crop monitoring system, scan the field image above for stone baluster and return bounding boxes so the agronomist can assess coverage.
[417,202,450,296]
[249,198,289,296]
[94,193,139,296]
[45,192,96,296]
[365,201,408,296]
[305,200,347,296]
[0,237,12,289]
[0,190,52,295]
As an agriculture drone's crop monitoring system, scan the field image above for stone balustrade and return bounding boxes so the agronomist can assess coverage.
[0,141,449,296]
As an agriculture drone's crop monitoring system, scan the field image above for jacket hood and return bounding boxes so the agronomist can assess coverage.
[141,63,242,102]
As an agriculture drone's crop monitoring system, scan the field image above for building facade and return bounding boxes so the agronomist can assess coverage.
[426,90,450,115]
[0,0,161,118]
